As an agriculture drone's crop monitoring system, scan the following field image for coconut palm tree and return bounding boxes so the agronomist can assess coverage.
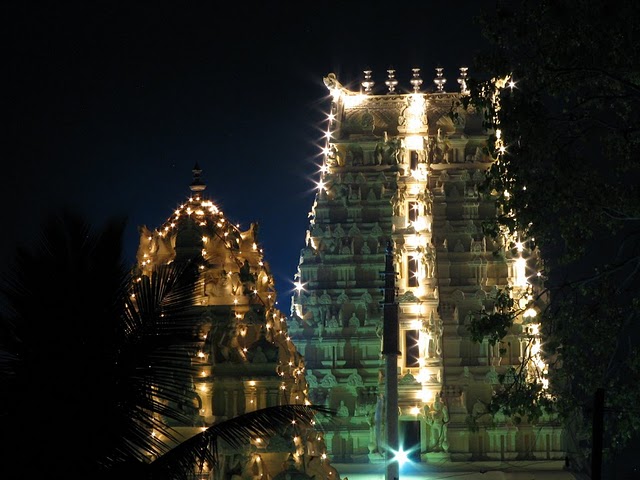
[0,209,330,479]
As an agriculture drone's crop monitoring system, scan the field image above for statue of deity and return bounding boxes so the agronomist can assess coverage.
[426,395,449,452]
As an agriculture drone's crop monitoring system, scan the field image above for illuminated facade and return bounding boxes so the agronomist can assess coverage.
[135,68,567,479]
[288,69,565,470]
[135,166,340,480]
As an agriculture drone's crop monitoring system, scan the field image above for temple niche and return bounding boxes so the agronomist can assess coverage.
[289,68,565,473]
[135,164,339,480]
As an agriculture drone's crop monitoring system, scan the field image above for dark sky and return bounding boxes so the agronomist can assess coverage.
[3,1,496,313]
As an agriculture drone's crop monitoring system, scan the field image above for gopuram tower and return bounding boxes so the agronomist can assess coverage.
[288,68,565,468]
[134,165,342,480]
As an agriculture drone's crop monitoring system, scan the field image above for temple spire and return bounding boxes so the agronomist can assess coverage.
[190,162,206,194]
[385,68,398,94]
[434,67,447,92]
[410,68,423,93]
[361,69,375,94]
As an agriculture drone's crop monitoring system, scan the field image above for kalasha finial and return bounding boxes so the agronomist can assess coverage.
[458,67,469,95]
[385,68,398,94]
[362,70,375,93]
[190,162,206,193]
[410,68,423,93]
[434,67,446,92]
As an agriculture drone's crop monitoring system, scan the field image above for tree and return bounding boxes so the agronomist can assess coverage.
[0,209,330,479]
[458,0,640,475]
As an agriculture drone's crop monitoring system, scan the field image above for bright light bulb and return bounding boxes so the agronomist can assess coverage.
[392,448,410,467]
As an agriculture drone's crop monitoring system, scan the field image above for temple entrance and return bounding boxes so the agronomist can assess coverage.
[400,420,421,462]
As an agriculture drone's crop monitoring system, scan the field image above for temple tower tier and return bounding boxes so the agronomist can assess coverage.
[288,70,564,467]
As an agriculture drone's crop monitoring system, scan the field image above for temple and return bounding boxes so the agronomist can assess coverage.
[135,67,570,479]
[287,68,566,476]
[135,164,340,480]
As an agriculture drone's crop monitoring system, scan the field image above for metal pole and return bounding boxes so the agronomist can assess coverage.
[381,242,400,480]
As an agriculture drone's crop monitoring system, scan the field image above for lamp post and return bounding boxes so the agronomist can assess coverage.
[381,242,400,480]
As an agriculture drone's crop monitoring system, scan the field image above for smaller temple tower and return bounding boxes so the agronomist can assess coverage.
[135,165,342,480]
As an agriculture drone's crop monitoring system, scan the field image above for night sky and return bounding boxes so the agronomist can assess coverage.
[3,1,495,313]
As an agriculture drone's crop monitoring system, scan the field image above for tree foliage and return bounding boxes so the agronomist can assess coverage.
[466,287,516,346]
[460,0,640,473]
[465,284,555,428]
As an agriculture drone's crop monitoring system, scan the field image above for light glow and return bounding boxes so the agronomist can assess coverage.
[342,93,366,108]
[412,217,428,232]
[514,257,527,286]
[405,135,424,150]
[391,447,410,467]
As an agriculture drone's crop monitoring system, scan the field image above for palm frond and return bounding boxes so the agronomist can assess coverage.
[102,260,207,465]
[0,210,208,476]
[148,404,335,480]
[0,210,333,480]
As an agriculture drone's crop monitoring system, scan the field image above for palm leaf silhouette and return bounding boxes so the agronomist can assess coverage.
[148,404,335,479]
